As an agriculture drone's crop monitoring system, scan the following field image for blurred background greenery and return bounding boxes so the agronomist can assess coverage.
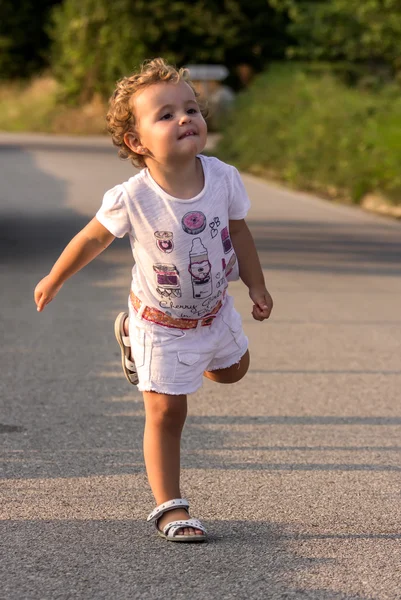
[1,0,400,212]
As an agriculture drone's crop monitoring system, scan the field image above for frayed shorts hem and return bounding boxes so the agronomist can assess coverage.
[206,344,248,373]
[137,383,202,396]
[137,344,248,396]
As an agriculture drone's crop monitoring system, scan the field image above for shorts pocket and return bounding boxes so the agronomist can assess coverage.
[178,352,200,366]
[147,327,187,384]
[130,326,146,368]
[175,352,201,384]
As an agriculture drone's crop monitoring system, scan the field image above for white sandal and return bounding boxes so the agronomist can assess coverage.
[114,312,139,385]
[147,498,208,543]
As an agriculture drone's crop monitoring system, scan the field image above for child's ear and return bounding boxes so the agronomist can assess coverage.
[124,132,146,154]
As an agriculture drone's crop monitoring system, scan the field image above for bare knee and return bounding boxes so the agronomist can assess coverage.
[143,391,187,429]
[204,349,250,384]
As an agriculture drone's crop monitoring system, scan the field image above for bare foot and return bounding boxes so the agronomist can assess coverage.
[157,508,205,537]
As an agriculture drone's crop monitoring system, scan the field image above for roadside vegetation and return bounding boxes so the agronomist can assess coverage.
[217,65,401,212]
[0,76,106,134]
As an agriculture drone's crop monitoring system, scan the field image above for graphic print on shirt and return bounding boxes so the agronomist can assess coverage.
[159,286,227,318]
[209,216,221,238]
[188,238,212,299]
[154,230,174,253]
[220,226,233,253]
[181,211,206,235]
[153,263,181,297]
[215,270,225,290]
[222,253,237,279]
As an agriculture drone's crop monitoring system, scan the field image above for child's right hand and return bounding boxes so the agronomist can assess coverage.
[34,275,63,312]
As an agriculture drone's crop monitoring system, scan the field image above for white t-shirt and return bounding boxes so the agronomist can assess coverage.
[96,155,250,319]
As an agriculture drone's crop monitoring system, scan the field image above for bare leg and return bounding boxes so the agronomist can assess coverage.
[142,391,204,536]
[123,315,129,336]
[204,349,250,384]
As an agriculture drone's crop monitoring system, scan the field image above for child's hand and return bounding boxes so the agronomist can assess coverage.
[249,285,273,321]
[34,275,63,312]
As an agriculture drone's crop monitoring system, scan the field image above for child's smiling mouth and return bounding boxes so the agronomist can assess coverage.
[178,130,197,140]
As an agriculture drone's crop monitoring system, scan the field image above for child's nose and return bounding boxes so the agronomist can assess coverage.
[179,113,191,124]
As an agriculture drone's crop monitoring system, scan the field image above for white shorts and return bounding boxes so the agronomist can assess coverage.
[128,295,248,395]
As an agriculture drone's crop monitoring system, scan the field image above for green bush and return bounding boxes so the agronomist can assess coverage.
[273,0,401,78]
[49,0,147,103]
[216,65,401,204]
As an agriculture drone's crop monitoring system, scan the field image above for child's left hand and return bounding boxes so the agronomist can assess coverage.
[249,285,273,321]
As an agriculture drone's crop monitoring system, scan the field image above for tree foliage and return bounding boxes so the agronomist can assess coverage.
[3,0,401,95]
[0,0,62,79]
[272,0,401,75]
[49,0,291,102]
[50,0,147,102]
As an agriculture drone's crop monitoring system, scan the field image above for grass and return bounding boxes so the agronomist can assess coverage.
[0,75,107,135]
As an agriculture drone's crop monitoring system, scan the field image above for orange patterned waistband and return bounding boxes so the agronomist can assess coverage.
[129,291,222,329]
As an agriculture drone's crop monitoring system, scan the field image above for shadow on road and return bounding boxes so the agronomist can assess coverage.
[0,145,88,264]
[249,220,401,277]
[0,519,376,600]
[2,410,400,479]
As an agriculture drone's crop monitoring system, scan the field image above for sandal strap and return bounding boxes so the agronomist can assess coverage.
[122,335,131,347]
[124,356,136,371]
[147,498,189,522]
[165,519,207,537]
[123,357,138,385]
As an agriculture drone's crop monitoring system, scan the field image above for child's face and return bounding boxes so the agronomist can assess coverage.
[127,80,207,165]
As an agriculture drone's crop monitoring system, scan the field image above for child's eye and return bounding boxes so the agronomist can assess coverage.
[161,113,173,120]
[187,108,198,114]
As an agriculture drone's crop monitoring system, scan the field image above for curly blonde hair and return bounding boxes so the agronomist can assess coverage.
[106,58,206,169]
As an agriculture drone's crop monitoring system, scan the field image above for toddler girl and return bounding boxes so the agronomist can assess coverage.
[34,58,273,543]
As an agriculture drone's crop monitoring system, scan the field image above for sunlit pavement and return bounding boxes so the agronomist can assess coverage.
[1,133,400,600]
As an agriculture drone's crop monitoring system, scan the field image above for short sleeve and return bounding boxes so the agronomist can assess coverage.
[96,185,131,238]
[228,166,251,220]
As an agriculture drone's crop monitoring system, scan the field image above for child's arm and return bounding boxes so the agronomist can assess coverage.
[229,219,273,321]
[34,217,115,312]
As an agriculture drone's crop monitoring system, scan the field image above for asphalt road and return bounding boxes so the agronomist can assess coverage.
[1,133,400,600]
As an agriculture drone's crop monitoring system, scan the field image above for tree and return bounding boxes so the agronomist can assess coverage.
[271,0,401,75]
[0,0,62,79]
[50,0,146,102]
[49,0,292,102]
